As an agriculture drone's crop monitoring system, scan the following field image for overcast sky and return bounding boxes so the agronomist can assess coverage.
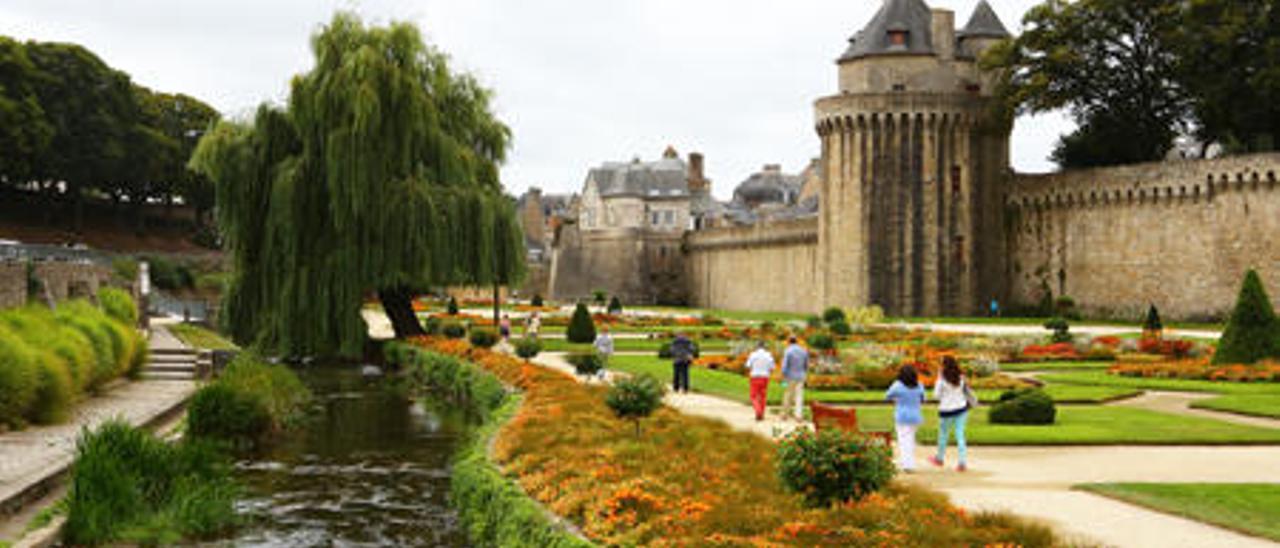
[1,0,1071,200]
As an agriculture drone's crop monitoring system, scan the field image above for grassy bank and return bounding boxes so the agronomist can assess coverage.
[186,353,310,451]
[169,323,238,350]
[1077,483,1280,542]
[1042,371,1280,395]
[1191,395,1280,419]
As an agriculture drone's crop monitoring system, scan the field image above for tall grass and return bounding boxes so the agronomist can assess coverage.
[0,295,146,429]
[64,420,238,545]
[187,352,310,451]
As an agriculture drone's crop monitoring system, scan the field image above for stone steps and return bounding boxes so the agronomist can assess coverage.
[140,346,209,381]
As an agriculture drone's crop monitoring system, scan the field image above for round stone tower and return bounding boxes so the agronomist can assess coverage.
[815,0,1012,316]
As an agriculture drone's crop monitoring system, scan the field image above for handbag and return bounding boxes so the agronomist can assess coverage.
[963,380,980,409]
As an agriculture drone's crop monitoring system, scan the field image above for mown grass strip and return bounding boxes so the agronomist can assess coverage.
[1076,483,1280,542]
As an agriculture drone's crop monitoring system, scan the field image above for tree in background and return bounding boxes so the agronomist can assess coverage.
[984,0,1186,168]
[190,13,524,358]
[1213,270,1280,365]
[0,37,53,187]
[566,303,596,344]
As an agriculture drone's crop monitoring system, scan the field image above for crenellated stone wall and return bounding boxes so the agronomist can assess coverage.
[685,218,820,314]
[1006,153,1280,321]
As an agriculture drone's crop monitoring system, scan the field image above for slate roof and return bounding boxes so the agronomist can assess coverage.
[959,0,1010,39]
[733,169,804,206]
[588,157,690,199]
[840,0,935,61]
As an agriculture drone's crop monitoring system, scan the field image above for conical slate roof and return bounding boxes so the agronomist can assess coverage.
[840,0,934,61]
[959,0,1010,38]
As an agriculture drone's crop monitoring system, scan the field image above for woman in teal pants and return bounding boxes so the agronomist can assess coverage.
[930,356,970,471]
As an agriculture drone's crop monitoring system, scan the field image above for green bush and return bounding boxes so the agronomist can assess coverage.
[1143,304,1164,332]
[0,325,40,428]
[829,320,853,336]
[607,296,623,315]
[1044,317,1073,344]
[111,258,139,284]
[447,296,460,315]
[216,353,311,432]
[98,287,138,326]
[29,355,74,425]
[144,256,194,292]
[514,338,542,360]
[424,315,442,335]
[187,384,271,449]
[822,307,847,325]
[530,294,544,307]
[1214,269,1280,365]
[806,332,836,352]
[567,353,603,377]
[805,315,823,329]
[442,322,467,339]
[776,428,895,507]
[592,290,607,305]
[566,303,596,344]
[605,373,664,436]
[990,389,1057,425]
[64,421,238,545]
[388,345,507,420]
[469,328,499,348]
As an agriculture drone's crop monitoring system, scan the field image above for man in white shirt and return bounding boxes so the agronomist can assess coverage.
[745,341,775,421]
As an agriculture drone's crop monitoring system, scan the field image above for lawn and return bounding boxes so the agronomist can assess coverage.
[607,356,1140,406]
[847,406,1280,445]
[539,337,731,353]
[1191,395,1280,419]
[168,323,238,350]
[1076,483,1280,542]
[1000,361,1116,373]
[1041,371,1280,395]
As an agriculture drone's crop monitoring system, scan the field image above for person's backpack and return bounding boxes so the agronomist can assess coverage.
[672,339,693,362]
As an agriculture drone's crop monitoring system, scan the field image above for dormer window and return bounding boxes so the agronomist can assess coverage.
[888,30,907,46]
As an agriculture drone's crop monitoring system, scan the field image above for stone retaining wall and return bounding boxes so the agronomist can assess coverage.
[685,218,820,314]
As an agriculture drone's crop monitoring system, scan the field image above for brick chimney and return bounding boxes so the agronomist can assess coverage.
[687,152,710,194]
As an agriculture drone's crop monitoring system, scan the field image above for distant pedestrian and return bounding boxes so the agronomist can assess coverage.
[525,312,542,339]
[669,332,696,394]
[499,314,512,341]
[989,298,1000,318]
[884,364,926,472]
[931,356,974,472]
[745,341,775,421]
[593,326,615,381]
[780,336,809,421]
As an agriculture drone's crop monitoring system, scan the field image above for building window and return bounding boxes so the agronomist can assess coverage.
[951,166,962,195]
[892,83,906,92]
[651,212,660,225]
[664,211,674,224]
[888,31,907,46]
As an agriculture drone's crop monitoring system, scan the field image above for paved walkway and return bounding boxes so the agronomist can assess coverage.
[531,352,1279,548]
[891,321,1222,340]
[1111,390,1280,429]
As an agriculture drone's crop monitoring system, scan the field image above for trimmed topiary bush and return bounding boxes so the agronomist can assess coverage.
[514,338,542,360]
[828,320,853,336]
[469,328,499,349]
[822,307,847,325]
[442,322,467,339]
[806,332,836,353]
[805,315,823,329]
[605,373,664,436]
[531,294,544,307]
[607,296,623,315]
[1044,317,1073,344]
[776,428,894,507]
[1143,304,1164,332]
[990,389,1057,425]
[98,287,138,326]
[566,303,596,344]
[1213,269,1280,365]
[447,296,459,316]
[567,353,604,377]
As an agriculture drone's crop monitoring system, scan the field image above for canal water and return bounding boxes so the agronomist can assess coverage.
[217,367,472,547]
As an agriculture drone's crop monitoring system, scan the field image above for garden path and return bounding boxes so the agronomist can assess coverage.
[891,322,1221,340]
[1109,390,1280,429]
[530,351,1279,548]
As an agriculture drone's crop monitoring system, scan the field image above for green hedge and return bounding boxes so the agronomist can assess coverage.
[0,298,145,429]
[385,342,590,547]
[186,353,310,451]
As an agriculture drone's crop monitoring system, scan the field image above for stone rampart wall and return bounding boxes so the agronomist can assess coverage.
[1007,153,1280,321]
[685,218,820,314]
[549,225,685,305]
[0,261,115,310]
[0,262,25,309]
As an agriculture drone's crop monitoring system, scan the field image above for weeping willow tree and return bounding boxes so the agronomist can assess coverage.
[190,13,525,358]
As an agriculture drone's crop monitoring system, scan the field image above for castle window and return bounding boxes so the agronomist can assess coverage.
[664,211,674,224]
[951,166,962,194]
[892,83,906,92]
[888,30,907,46]
[651,212,660,225]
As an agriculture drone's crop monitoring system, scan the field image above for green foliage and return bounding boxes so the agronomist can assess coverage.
[64,421,238,545]
[514,337,542,360]
[822,307,847,325]
[215,353,311,431]
[447,296,460,316]
[592,290,607,305]
[143,255,194,292]
[806,332,836,352]
[187,352,310,450]
[189,13,525,358]
[605,374,664,436]
[387,344,507,420]
[567,353,604,377]
[776,429,895,507]
[1144,304,1164,332]
[530,294,544,307]
[111,258,139,285]
[469,328,499,349]
[97,287,138,326]
[566,303,596,344]
[168,323,237,351]
[607,296,623,315]
[990,389,1057,425]
[1044,317,1073,344]
[0,325,40,428]
[442,322,467,339]
[1214,270,1280,365]
[805,315,823,329]
[423,315,442,336]
[829,320,853,336]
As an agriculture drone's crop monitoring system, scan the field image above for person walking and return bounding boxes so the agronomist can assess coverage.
[884,364,926,472]
[931,356,974,472]
[593,325,615,381]
[525,312,542,339]
[780,336,809,421]
[669,332,696,394]
[745,341,775,422]
[499,314,512,342]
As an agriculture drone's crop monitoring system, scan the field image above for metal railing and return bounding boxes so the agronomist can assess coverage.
[0,242,112,265]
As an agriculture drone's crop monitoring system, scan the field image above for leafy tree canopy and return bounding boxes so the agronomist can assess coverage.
[190,13,525,358]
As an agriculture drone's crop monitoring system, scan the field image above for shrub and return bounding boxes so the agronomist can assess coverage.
[1044,317,1072,344]
[1054,296,1080,320]
[424,315,442,335]
[29,355,74,425]
[1143,304,1164,332]
[514,337,542,360]
[388,346,507,420]
[469,328,499,349]
[442,321,467,339]
[990,389,1057,425]
[98,287,138,326]
[144,255,194,292]
[822,306,847,325]
[829,320,853,336]
[567,353,604,377]
[848,306,886,327]
[1214,269,1280,365]
[215,353,310,432]
[605,373,664,436]
[566,303,596,344]
[447,296,460,315]
[776,429,895,507]
[805,315,823,329]
[187,384,271,449]
[111,257,139,284]
[531,294,544,307]
[0,325,40,428]
[592,290,607,305]
[806,332,836,352]
[607,296,623,315]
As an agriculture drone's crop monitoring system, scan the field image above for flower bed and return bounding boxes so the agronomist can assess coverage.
[405,337,1056,546]
[1110,360,1280,383]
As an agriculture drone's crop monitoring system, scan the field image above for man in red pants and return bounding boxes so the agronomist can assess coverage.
[745,341,775,421]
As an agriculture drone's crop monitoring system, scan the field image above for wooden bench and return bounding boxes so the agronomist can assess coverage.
[809,403,893,446]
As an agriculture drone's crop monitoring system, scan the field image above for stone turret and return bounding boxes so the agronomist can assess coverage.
[815,0,1013,316]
